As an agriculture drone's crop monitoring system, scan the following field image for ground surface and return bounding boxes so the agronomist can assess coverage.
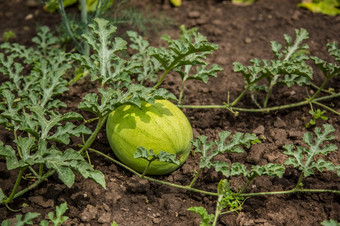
[0,0,340,225]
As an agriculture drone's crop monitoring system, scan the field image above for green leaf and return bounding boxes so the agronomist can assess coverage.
[187,206,214,226]
[79,85,176,118]
[283,124,338,177]
[15,137,35,160]
[134,147,180,165]
[251,163,285,178]
[336,165,340,177]
[148,30,218,72]
[48,123,91,144]
[212,161,230,177]
[233,28,312,106]
[192,131,258,171]
[0,141,21,170]
[157,151,180,165]
[46,202,69,225]
[0,189,5,203]
[1,212,41,226]
[321,219,340,226]
[311,41,339,79]
[127,30,162,84]
[73,18,143,86]
[42,148,106,188]
[231,163,250,177]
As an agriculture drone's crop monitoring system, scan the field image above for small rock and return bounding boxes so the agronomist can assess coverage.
[245,37,252,44]
[253,125,265,135]
[292,10,302,20]
[28,196,54,208]
[80,204,98,222]
[247,143,265,164]
[274,117,286,128]
[153,217,162,224]
[98,212,112,224]
[188,11,200,19]
[288,130,305,139]
[25,14,33,20]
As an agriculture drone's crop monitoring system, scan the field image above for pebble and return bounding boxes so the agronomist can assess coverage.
[28,196,54,208]
[188,11,200,19]
[252,125,265,135]
[274,117,286,128]
[25,14,33,20]
[98,212,112,224]
[245,37,252,44]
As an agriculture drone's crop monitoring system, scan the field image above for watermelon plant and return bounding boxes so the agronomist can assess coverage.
[180,28,340,124]
[1,202,69,225]
[0,26,106,206]
[0,17,219,204]
[1,15,339,225]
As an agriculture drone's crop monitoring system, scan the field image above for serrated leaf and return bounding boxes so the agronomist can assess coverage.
[134,147,155,160]
[0,188,5,203]
[134,147,179,165]
[2,212,41,226]
[336,165,340,177]
[56,166,75,188]
[321,219,340,226]
[233,29,313,107]
[74,18,145,87]
[148,29,218,73]
[0,141,21,170]
[15,137,35,160]
[187,206,214,226]
[310,159,335,173]
[193,131,258,171]
[212,161,230,177]
[231,163,250,177]
[42,148,106,188]
[48,123,91,144]
[251,163,285,178]
[158,151,180,165]
[48,202,69,225]
[283,124,337,178]
[55,202,68,217]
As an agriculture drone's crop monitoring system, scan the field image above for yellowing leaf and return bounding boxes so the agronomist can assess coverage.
[298,1,340,16]
[170,0,181,7]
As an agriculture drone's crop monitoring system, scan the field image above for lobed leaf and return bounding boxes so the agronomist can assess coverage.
[42,148,106,188]
[193,131,259,171]
[251,163,285,178]
[233,28,313,105]
[128,30,162,84]
[134,147,180,165]
[187,206,214,226]
[283,124,338,177]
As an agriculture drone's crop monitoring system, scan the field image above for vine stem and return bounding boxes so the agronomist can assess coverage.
[79,116,107,154]
[3,168,26,204]
[179,92,340,113]
[88,147,340,198]
[11,170,56,201]
[178,80,185,105]
[239,187,340,197]
[88,148,218,196]
[188,168,202,188]
[230,85,251,107]
[153,69,170,90]
[58,0,83,53]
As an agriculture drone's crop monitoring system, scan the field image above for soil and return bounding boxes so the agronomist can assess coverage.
[0,0,340,225]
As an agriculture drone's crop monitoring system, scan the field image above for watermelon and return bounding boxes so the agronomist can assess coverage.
[106,99,193,175]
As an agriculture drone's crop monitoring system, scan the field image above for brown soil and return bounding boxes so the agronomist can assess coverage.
[0,0,340,225]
